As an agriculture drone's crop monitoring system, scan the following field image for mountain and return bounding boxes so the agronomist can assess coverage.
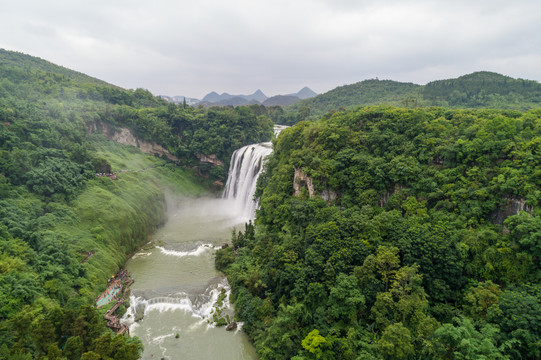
[201,89,268,104]
[216,96,260,106]
[0,48,203,358]
[289,79,421,115]
[422,71,541,108]
[221,105,541,360]
[250,89,267,102]
[287,86,317,99]
[263,95,300,106]
[0,48,112,87]
[202,91,228,103]
[198,87,315,107]
[0,48,165,108]
[290,72,541,117]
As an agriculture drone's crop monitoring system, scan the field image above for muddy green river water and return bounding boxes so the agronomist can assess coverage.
[122,197,257,360]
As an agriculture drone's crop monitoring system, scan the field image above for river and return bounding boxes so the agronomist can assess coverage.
[121,127,286,359]
[121,137,287,359]
[122,197,258,359]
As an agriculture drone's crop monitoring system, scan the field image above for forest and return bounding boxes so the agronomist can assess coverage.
[3,47,541,359]
[0,50,273,359]
[290,72,541,119]
[217,106,541,359]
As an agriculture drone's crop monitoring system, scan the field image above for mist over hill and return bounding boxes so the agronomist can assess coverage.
[159,95,200,105]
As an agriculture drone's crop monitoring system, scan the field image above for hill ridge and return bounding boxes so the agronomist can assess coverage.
[289,71,541,116]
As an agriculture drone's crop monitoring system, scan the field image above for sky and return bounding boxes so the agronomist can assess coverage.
[1,0,540,99]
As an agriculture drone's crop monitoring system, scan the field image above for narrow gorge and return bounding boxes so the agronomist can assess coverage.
[119,127,283,359]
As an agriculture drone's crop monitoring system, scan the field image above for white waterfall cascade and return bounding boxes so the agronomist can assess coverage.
[223,125,287,221]
[121,278,236,332]
[222,142,273,221]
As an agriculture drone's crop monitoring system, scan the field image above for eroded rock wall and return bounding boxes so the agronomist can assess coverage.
[88,121,179,162]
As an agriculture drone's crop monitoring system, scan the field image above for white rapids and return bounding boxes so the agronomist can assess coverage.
[121,126,287,360]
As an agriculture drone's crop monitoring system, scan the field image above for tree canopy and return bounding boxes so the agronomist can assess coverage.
[219,106,541,359]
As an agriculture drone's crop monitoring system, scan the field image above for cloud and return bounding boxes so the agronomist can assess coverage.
[0,0,540,98]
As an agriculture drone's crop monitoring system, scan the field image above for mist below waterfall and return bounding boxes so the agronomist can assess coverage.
[120,126,287,359]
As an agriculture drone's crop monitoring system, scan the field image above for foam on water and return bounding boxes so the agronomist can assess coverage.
[152,333,176,344]
[156,244,213,258]
[122,278,231,329]
[131,251,152,258]
[121,129,286,358]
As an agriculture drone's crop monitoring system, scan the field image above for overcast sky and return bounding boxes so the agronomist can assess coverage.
[1,0,540,99]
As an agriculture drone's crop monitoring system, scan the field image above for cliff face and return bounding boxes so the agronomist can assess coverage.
[379,184,407,207]
[88,122,179,162]
[493,197,534,225]
[293,168,315,197]
[293,167,337,203]
[196,153,224,166]
[292,168,535,224]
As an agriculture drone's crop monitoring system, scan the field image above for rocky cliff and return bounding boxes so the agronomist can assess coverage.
[88,122,179,162]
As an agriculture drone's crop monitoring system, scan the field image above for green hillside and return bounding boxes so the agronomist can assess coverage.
[0,48,274,180]
[0,49,112,86]
[423,71,541,108]
[218,106,541,359]
[0,48,164,108]
[0,49,272,358]
[289,79,421,117]
[289,72,541,119]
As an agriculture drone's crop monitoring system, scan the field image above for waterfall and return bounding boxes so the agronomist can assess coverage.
[122,278,232,327]
[223,142,273,220]
[223,125,287,221]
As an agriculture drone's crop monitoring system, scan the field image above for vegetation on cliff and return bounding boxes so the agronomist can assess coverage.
[0,48,271,358]
[0,49,274,183]
[219,106,541,359]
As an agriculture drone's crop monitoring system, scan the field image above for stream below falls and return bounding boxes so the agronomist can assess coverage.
[121,197,258,360]
[122,126,286,359]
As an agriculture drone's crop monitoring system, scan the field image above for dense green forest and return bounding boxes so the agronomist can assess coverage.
[217,106,541,359]
[289,72,541,119]
[0,49,274,182]
[0,49,273,359]
[4,47,541,359]
[288,80,422,119]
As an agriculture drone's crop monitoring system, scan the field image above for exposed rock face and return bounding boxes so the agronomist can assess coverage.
[321,189,338,203]
[293,167,337,203]
[493,197,534,224]
[212,180,224,190]
[88,121,179,162]
[293,168,315,197]
[196,153,225,167]
[380,184,407,207]
[138,141,178,162]
[110,127,138,147]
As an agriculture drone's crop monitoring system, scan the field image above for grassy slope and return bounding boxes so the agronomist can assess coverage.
[56,137,205,297]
